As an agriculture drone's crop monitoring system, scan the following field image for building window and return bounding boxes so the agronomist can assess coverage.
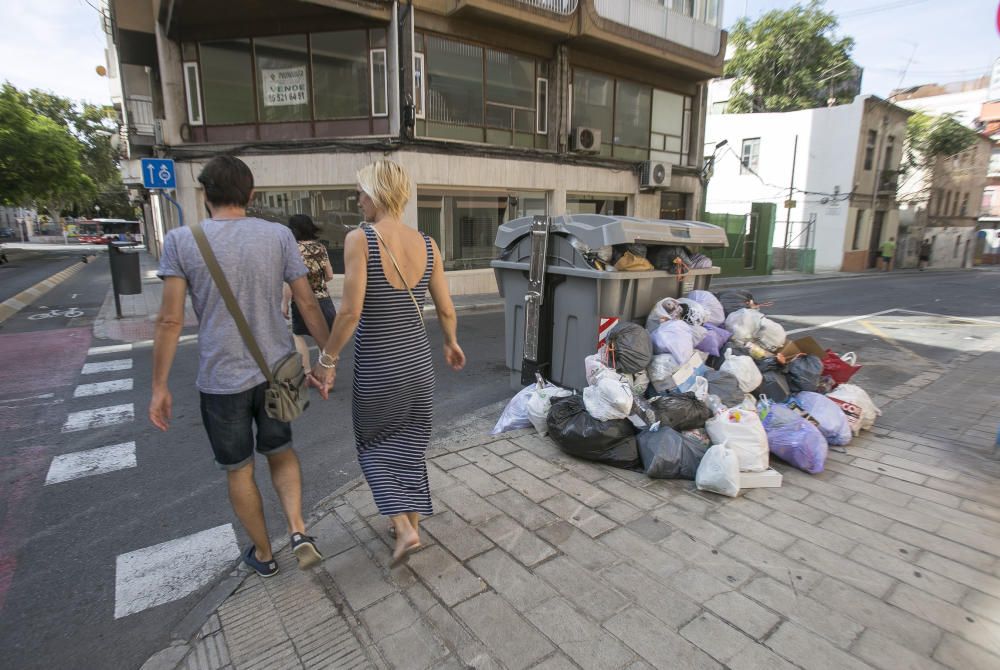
[536,78,548,134]
[370,48,388,117]
[413,52,426,119]
[864,129,877,170]
[200,39,255,124]
[183,62,203,125]
[672,0,695,16]
[312,30,370,119]
[659,192,689,220]
[572,69,614,155]
[884,134,895,169]
[486,48,535,133]
[651,89,691,166]
[740,138,760,175]
[943,191,952,216]
[710,101,727,114]
[254,35,310,123]
[852,209,865,250]
[426,35,484,127]
[566,193,628,215]
[613,80,652,160]
[951,190,959,216]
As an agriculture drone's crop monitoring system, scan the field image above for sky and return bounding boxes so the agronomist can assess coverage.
[0,0,996,106]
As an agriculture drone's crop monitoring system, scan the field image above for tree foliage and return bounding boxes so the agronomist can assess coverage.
[905,112,979,167]
[725,1,856,114]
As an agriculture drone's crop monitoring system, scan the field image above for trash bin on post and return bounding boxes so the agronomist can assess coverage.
[492,214,728,391]
[108,240,142,318]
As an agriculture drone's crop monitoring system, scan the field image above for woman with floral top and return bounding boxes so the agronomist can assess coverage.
[282,214,336,375]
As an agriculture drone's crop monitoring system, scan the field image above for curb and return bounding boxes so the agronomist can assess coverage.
[0,256,96,325]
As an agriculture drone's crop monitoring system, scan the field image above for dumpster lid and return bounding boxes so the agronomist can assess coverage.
[495,214,728,250]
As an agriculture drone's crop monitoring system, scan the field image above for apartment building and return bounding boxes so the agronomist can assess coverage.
[103,0,726,293]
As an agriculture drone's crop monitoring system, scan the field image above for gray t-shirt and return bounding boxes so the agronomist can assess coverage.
[158,218,307,394]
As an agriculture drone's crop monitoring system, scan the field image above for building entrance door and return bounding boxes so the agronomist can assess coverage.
[868,210,885,268]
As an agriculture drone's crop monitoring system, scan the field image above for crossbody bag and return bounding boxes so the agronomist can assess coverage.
[365,223,426,329]
[190,222,309,422]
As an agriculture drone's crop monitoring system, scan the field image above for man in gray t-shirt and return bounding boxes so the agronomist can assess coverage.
[150,155,331,576]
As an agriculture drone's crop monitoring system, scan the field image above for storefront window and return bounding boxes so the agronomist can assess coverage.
[566,193,627,216]
[254,35,310,122]
[200,39,255,124]
[426,35,484,127]
[312,30,369,119]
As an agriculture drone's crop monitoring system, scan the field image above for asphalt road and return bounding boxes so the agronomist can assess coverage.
[0,246,93,303]
[0,266,996,669]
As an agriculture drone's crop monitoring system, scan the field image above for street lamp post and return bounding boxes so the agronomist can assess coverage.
[699,139,728,221]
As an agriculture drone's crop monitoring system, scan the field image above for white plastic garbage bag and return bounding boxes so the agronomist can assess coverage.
[583,376,634,421]
[646,297,684,331]
[686,290,726,327]
[647,354,681,393]
[706,408,769,472]
[526,385,574,436]
[690,324,708,346]
[492,384,536,434]
[696,442,741,497]
[827,383,881,434]
[754,317,787,352]
[585,352,612,386]
[622,369,650,397]
[651,320,695,364]
[725,308,764,344]
[678,298,708,327]
[720,350,764,393]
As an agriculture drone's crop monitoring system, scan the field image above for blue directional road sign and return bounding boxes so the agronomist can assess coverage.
[141,158,176,190]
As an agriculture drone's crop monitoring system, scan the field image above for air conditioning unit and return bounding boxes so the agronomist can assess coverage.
[570,127,601,153]
[639,160,671,190]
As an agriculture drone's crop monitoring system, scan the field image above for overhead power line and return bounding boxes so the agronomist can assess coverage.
[838,0,930,19]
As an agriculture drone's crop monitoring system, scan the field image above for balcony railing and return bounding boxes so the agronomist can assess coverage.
[593,0,723,56]
[878,169,900,194]
[125,96,155,136]
[515,0,578,13]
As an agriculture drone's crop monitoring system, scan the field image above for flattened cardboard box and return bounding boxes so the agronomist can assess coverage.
[780,336,825,359]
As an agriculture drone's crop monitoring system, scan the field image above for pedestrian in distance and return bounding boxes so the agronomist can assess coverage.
[879,236,896,272]
[311,160,466,566]
[149,155,332,577]
[918,238,932,271]
[281,214,336,376]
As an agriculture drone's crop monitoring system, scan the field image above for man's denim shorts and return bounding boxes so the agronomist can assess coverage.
[199,382,292,470]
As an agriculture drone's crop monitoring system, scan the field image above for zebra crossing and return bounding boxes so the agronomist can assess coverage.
[43,341,239,621]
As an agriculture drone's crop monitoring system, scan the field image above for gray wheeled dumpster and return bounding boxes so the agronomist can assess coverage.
[492,214,728,391]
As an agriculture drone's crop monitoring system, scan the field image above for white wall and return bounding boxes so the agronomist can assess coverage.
[923,227,976,268]
[895,88,988,128]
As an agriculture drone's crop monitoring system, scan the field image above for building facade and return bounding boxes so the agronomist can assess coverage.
[103,0,726,293]
[703,92,910,273]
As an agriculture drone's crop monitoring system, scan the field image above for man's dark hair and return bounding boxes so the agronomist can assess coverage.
[198,155,254,207]
[288,214,319,241]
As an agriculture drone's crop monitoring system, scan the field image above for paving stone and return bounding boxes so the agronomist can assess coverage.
[423,602,499,670]
[786,539,896,598]
[599,561,701,630]
[741,577,863,650]
[625,511,674,542]
[804,492,893,532]
[459,445,516,474]
[511,433,563,459]
[708,508,795,552]
[596,498,643,524]
[818,515,919,558]
[888,582,1000,654]
[421,511,494,561]
[776,468,852,502]
[826,472,914,507]
[477,514,556,567]
[536,521,619,571]
[528,653,580,670]
[912,498,1000,540]
[324,545,394,612]
[680,612,754,664]
[933,633,1000,670]
[936,520,1000,561]
[726,643,798,670]
[454,593,554,670]
[597,527,684,582]
[878,454,963,482]
[890,524,997,573]
[308,513,358,559]
[666,567,734,603]
[761,509,857,554]
[851,629,948,670]
[718,535,822,591]
[433,453,469,471]
[487,440,520,456]
[962,590,1000,626]
[703,591,781,640]
[652,505,734,547]
[468,548,557,611]
[542,493,618,537]
[407,545,486,606]
[848,543,967,604]
[427,461,460,491]
[604,606,722,670]
[449,463,508,497]
[406,582,439,614]
[595,476,661,510]
[745,488,827,524]
[810,577,942,655]
[359,593,448,670]
[536,556,628,621]
[765,621,872,670]
[498,467,560,502]
[659,531,755,587]
[505,450,565,480]
[547,471,614,507]
[849,457,929,485]
[850,494,943,533]
[239,640,303,670]
[526,597,635,670]
[435,485,502,525]
[558,458,609,483]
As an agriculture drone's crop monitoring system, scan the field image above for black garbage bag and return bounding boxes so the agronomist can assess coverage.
[715,290,756,316]
[546,396,640,469]
[638,427,709,479]
[755,370,791,402]
[606,322,653,374]
[649,392,712,431]
[649,245,693,271]
[755,356,784,373]
[704,369,744,407]
[787,354,823,393]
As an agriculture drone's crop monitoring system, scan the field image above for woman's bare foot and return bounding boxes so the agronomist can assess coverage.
[390,515,421,566]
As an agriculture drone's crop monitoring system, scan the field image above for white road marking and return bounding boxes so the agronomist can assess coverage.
[87,343,133,356]
[81,359,133,375]
[783,309,899,336]
[3,393,55,402]
[62,404,134,432]
[71,294,78,299]
[45,442,136,485]
[893,309,1000,326]
[133,334,198,350]
[74,379,134,398]
[114,524,240,619]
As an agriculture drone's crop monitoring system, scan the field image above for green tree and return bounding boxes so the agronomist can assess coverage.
[725,1,856,113]
[900,111,980,204]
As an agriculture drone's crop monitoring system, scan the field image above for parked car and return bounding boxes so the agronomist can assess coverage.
[0,227,15,238]
[78,234,117,244]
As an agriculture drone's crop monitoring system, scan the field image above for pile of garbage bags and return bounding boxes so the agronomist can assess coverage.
[493,287,881,498]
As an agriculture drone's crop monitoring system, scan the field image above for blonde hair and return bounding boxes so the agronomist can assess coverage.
[356,160,411,218]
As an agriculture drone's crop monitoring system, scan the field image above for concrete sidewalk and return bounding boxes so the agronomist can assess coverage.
[146,336,1000,669]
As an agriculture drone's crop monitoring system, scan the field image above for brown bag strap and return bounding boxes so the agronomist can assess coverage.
[365,223,425,329]
[189,221,274,383]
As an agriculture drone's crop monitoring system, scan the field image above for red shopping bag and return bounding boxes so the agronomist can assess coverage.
[822,350,861,384]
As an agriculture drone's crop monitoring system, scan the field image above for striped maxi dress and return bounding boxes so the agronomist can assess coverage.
[352,224,435,517]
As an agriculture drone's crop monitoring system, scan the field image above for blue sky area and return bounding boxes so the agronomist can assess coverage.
[0,1,997,105]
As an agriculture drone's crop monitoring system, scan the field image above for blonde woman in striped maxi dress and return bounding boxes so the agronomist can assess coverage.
[311,160,465,565]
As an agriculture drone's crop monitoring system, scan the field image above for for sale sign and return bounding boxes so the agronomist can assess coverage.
[262,67,308,107]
